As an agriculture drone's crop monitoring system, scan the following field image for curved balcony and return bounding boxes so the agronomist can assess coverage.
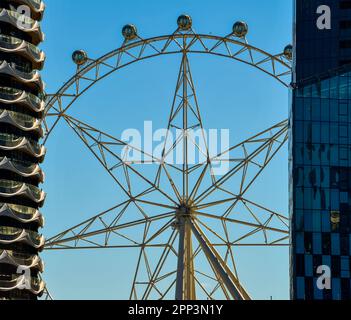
[0,34,45,70]
[0,179,46,204]
[0,60,44,91]
[0,133,46,160]
[0,87,45,113]
[7,0,45,21]
[0,226,45,249]
[0,202,44,226]
[0,9,44,45]
[0,274,45,295]
[0,109,43,136]
[0,157,44,182]
[0,250,44,272]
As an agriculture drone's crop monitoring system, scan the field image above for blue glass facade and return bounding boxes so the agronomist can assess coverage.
[291,72,351,299]
[291,0,351,300]
[295,0,351,81]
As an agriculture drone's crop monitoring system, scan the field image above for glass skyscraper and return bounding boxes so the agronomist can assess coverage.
[291,0,351,300]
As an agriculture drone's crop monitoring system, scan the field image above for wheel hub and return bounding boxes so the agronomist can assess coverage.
[176,198,195,218]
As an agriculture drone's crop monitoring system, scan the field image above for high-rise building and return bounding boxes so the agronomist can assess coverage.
[0,0,46,300]
[291,0,351,300]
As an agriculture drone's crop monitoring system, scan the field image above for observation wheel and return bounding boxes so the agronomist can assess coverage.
[42,15,293,300]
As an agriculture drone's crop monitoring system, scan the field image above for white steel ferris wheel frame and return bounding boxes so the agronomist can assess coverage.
[41,18,292,301]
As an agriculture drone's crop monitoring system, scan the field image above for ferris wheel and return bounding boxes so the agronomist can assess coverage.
[42,15,292,300]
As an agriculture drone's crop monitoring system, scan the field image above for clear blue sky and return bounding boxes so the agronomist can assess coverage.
[41,0,293,300]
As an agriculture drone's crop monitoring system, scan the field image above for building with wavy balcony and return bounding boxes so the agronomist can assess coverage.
[0,0,45,300]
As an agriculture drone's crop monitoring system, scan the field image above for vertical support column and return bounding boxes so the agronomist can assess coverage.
[184,218,196,299]
[175,217,185,299]
[175,216,196,300]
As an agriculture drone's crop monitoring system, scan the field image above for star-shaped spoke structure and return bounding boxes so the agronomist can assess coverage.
[44,32,289,301]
